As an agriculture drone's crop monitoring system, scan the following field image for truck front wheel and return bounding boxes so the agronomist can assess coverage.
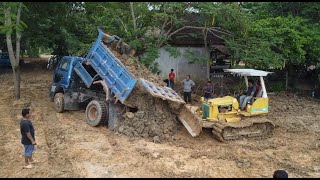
[85,100,107,127]
[54,93,65,113]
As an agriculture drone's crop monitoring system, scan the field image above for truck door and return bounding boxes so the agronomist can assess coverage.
[53,58,71,88]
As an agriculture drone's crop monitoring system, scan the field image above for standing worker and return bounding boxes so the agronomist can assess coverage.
[168,69,175,88]
[181,75,195,104]
[20,108,37,169]
[203,80,214,100]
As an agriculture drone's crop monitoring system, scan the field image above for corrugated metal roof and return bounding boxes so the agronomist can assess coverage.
[223,69,273,77]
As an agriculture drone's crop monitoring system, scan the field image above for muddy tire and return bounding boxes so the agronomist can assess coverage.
[54,93,65,113]
[85,100,107,127]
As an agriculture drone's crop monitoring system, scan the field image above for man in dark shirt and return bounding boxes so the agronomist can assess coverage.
[239,79,256,110]
[203,80,214,100]
[20,108,37,169]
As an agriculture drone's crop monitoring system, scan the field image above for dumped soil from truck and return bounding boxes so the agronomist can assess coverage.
[105,48,184,141]
[0,59,320,178]
[117,93,182,142]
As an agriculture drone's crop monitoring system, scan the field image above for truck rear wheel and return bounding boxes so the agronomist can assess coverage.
[85,100,107,127]
[54,93,65,113]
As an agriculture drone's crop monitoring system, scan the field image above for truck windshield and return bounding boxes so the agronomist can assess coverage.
[58,59,70,71]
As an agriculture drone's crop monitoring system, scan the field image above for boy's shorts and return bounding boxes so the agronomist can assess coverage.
[24,144,34,157]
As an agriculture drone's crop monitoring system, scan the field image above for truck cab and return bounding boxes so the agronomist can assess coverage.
[49,56,81,101]
[49,55,107,111]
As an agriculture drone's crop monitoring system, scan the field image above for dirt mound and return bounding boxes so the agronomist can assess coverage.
[117,94,182,142]
[106,47,183,141]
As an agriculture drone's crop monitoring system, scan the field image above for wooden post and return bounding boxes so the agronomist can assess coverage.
[220,74,224,96]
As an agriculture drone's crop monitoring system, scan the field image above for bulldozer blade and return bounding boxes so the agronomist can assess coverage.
[177,105,202,137]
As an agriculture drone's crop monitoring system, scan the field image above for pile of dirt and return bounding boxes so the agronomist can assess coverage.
[105,46,184,142]
[117,94,182,142]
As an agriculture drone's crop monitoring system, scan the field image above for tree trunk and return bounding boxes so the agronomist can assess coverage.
[15,3,22,99]
[203,26,210,80]
[4,3,23,100]
[129,2,137,39]
[12,66,21,99]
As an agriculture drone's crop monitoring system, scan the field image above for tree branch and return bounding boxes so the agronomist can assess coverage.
[129,2,137,38]
[209,27,233,36]
[164,24,174,37]
[98,3,128,34]
[160,18,168,34]
[212,27,233,35]
[207,29,226,40]
[167,25,231,40]
[117,17,128,33]
[167,26,189,39]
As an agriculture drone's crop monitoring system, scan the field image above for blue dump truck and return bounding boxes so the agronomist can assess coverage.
[49,29,185,129]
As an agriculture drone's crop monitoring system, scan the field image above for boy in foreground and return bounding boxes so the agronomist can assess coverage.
[20,108,37,169]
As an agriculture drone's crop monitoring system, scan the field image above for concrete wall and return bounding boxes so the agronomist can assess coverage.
[154,47,209,83]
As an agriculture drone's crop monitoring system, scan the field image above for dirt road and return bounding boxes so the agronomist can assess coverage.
[0,59,319,178]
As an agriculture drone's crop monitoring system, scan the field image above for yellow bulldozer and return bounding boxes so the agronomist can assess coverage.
[178,69,275,142]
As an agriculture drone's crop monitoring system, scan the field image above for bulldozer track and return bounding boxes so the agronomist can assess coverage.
[211,118,275,142]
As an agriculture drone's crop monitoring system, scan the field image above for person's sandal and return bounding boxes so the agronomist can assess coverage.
[23,164,33,169]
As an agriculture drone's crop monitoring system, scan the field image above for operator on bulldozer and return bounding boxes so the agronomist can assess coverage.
[239,79,256,110]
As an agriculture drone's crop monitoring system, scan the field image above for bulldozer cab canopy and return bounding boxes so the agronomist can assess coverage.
[223,69,272,98]
[223,69,273,77]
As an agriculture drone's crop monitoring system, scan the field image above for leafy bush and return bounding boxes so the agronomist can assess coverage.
[149,62,161,74]
[140,45,160,68]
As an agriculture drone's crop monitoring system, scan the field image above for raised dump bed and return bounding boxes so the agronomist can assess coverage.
[74,29,137,103]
